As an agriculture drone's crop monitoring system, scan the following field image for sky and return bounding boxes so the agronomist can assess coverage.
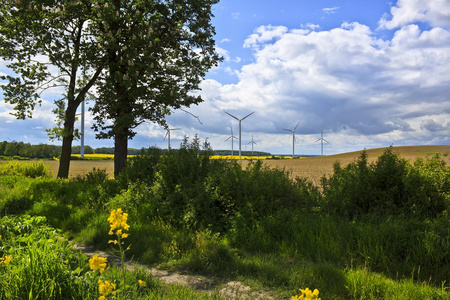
[1,0,450,155]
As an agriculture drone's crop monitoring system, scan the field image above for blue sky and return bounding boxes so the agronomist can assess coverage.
[1,0,450,155]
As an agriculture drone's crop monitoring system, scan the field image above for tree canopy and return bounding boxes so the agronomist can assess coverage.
[0,0,103,178]
[89,0,221,175]
[1,0,221,177]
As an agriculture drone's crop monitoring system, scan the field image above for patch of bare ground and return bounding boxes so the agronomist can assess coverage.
[71,242,276,299]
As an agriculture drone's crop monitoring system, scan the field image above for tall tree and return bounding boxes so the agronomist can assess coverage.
[90,0,221,176]
[0,0,103,178]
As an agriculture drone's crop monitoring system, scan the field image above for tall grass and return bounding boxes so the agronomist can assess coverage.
[0,147,449,299]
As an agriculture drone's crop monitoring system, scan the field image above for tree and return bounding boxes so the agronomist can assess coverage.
[0,0,103,178]
[89,0,221,176]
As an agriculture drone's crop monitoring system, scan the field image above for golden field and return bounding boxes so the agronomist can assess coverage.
[44,145,449,184]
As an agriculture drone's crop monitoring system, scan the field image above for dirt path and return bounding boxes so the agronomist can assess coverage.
[70,242,276,300]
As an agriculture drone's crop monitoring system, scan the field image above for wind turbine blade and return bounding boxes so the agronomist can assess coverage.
[323,139,329,143]
[314,138,321,143]
[225,111,239,121]
[283,129,292,132]
[241,111,255,121]
[294,122,300,131]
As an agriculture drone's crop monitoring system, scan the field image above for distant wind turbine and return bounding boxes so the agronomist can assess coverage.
[225,127,238,156]
[283,122,300,157]
[75,98,86,158]
[315,130,329,156]
[225,111,255,159]
[247,135,256,157]
[164,127,180,150]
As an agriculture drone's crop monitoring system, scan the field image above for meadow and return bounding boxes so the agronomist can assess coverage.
[1,145,449,299]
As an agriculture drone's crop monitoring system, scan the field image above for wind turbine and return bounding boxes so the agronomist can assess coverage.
[75,98,86,158]
[225,127,238,156]
[80,98,85,158]
[315,130,329,156]
[283,122,300,157]
[164,127,180,150]
[247,135,256,157]
[225,111,255,159]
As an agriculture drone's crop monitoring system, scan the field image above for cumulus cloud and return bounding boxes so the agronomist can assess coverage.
[379,0,450,29]
[187,17,450,153]
[244,25,288,48]
[420,119,445,131]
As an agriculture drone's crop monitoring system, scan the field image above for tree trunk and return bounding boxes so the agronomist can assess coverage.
[114,132,128,177]
[57,103,77,178]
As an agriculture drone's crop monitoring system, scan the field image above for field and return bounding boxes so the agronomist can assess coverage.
[46,145,450,184]
[1,144,449,299]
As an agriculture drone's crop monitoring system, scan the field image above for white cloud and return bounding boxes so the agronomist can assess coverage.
[322,7,340,15]
[244,25,289,48]
[379,0,450,29]
[187,19,450,153]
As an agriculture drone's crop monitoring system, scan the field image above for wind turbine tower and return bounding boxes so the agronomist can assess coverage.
[225,127,238,156]
[247,135,256,157]
[225,111,255,159]
[283,122,300,157]
[164,127,180,150]
[80,98,85,158]
[315,130,329,156]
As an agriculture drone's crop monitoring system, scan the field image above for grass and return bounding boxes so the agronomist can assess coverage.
[0,146,449,299]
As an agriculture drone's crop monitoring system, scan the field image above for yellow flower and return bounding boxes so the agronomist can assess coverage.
[98,280,116,296]
[138,279,146,287]
[121,233,129,239]
[108,240,118,244]
[99,296,106,300]
[292,288,321,300]
[0,256,11,265]
[89,254,107,273]
[108,208,130,235]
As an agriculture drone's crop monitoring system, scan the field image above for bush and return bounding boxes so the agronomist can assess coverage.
[320,147,449,219]
[0,161,51,178]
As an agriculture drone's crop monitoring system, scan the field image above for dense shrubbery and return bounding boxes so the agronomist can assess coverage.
[320,148,449,219]
[0,147,449,299]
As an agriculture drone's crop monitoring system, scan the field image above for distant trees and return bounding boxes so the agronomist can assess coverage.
[0,141,60,158]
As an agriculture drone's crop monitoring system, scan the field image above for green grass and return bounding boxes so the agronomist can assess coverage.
[0,150,449,299]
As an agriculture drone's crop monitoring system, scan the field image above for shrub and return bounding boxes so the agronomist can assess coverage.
[320,147,449,219]
[0,161,51,178]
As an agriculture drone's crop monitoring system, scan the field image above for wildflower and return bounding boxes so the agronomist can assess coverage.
[89,254,107,273]
[291,288,321,300]
[138,279,146,287]
[0,256,11,265]
[108,208,130,235]
[98,279,116,298]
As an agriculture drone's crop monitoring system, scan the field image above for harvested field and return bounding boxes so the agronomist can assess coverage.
[43,145,449,185]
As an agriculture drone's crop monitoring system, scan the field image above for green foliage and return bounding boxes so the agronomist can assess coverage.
[0,215,96,299]
[320,147,449,219]
[0,161,51,178]
[0,149,449,299]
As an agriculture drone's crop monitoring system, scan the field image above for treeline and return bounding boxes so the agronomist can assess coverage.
[0,141,60,159]
[213,150,271,156]
[0,141,142,158]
